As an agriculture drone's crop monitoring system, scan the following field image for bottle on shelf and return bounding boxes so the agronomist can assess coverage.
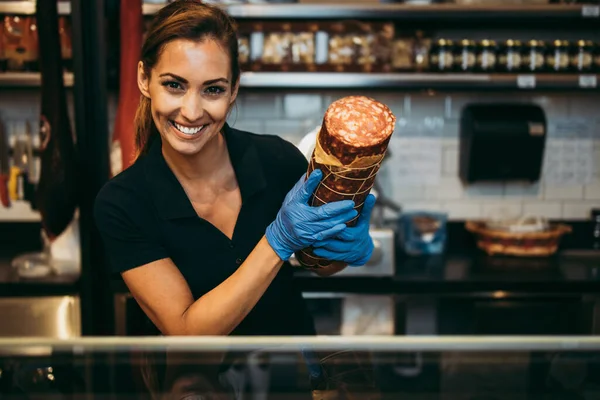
[523,39,546,73]
[546,39,570,73]
[455,39,476,73]
[570,39,594,73]
[476,39,498,73]
[429,38,454,72]
[498,39,523,73]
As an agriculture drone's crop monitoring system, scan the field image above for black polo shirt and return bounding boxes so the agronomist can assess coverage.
[94,123,316,336]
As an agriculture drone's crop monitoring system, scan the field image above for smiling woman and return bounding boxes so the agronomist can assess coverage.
[93,0,377,398]
[138,39,237,159]
[135,2,240,164]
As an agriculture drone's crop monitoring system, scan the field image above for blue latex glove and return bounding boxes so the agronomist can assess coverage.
[312,193,376,266]
[266,169,358,261]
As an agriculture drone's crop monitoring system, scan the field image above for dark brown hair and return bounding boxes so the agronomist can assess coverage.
[134,0,241,156]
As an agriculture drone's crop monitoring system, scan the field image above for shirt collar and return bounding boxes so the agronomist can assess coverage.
[144,123,267,220]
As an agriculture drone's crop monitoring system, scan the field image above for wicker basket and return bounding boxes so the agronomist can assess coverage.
[465,220,572,257]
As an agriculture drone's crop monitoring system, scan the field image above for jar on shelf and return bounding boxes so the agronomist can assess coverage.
[570,40,594,73]
[429,39,454,72]
[523,40,546,72]
[413,30,431,72]
[2,16,39,72]
[546,39,570,72]
[391,37,415,71]
[238,35,250,66]
[455,39,476,72]
[476,39,498,72]
[498,39,523,72]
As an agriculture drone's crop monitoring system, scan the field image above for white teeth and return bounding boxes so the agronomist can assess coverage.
[173,121,205,135]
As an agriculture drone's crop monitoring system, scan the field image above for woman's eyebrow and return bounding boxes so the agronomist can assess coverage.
[158,73,229,86]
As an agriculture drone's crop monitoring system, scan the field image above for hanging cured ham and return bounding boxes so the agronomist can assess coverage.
[110,0,143,176]
[35,0,78,240]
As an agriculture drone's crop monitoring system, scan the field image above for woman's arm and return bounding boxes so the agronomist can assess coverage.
[122,235,282,336]
[121,170,357,336]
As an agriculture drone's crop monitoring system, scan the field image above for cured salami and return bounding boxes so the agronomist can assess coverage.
[296,96,396,268]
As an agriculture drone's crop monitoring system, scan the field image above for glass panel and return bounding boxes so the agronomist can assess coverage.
[0,337,599,399]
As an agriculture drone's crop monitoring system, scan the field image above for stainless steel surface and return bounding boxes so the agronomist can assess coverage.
[0,72,74,88]
[292,228,395,276]
[0,296,81,338]
[1,336,600,355]
[141,3,589,19]
[0,1,71,15]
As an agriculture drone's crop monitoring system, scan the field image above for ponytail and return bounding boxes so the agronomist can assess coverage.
[134,94,159,158]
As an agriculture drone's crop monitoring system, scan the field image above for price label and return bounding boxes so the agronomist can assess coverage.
[582,5,600,17]
[517,75,536,89]
[579,75,598,88]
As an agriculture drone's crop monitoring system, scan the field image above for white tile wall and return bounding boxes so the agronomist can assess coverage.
[230,90,600,221]
[543,185,585,200]
[1,89,599,222]
[523,202,562,219]
[228,119,264,135]
[441,201,483,219]
[423,177,463,200]
[239,93,282,119]
[282,94,322,119]
[481,202,524,220]
[563,202,599,219]
[463,183,504,198]
[504,182,542,199]
[584,182,600,200]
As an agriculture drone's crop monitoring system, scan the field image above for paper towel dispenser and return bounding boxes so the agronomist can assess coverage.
[459,103,547,184]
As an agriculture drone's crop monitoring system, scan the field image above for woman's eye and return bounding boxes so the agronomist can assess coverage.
[205,86,226,96]
[162,81,183,91]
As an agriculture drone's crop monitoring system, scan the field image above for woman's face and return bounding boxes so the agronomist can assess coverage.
[138,38,238,157]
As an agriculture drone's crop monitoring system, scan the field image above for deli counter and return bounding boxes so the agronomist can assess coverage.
[0,336,599,399]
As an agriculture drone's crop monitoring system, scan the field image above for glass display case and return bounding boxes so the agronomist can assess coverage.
[0,336,599,399]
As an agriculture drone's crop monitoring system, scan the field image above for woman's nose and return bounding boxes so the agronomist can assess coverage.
[180,93,205,122]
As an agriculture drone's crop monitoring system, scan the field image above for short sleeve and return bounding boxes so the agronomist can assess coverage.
[94,183,168,274]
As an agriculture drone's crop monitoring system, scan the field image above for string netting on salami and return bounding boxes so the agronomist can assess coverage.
[296,95,396,269]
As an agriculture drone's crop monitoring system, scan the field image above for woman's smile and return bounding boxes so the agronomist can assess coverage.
[169,120,209,139]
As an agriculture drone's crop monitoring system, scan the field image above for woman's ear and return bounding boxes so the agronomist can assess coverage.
[137,61,151,98]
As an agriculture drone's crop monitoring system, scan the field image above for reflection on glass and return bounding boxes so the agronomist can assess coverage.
[0,337,599,399]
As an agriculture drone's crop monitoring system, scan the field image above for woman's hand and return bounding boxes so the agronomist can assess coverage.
[312,193,376,266]
[266,169,358,261]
